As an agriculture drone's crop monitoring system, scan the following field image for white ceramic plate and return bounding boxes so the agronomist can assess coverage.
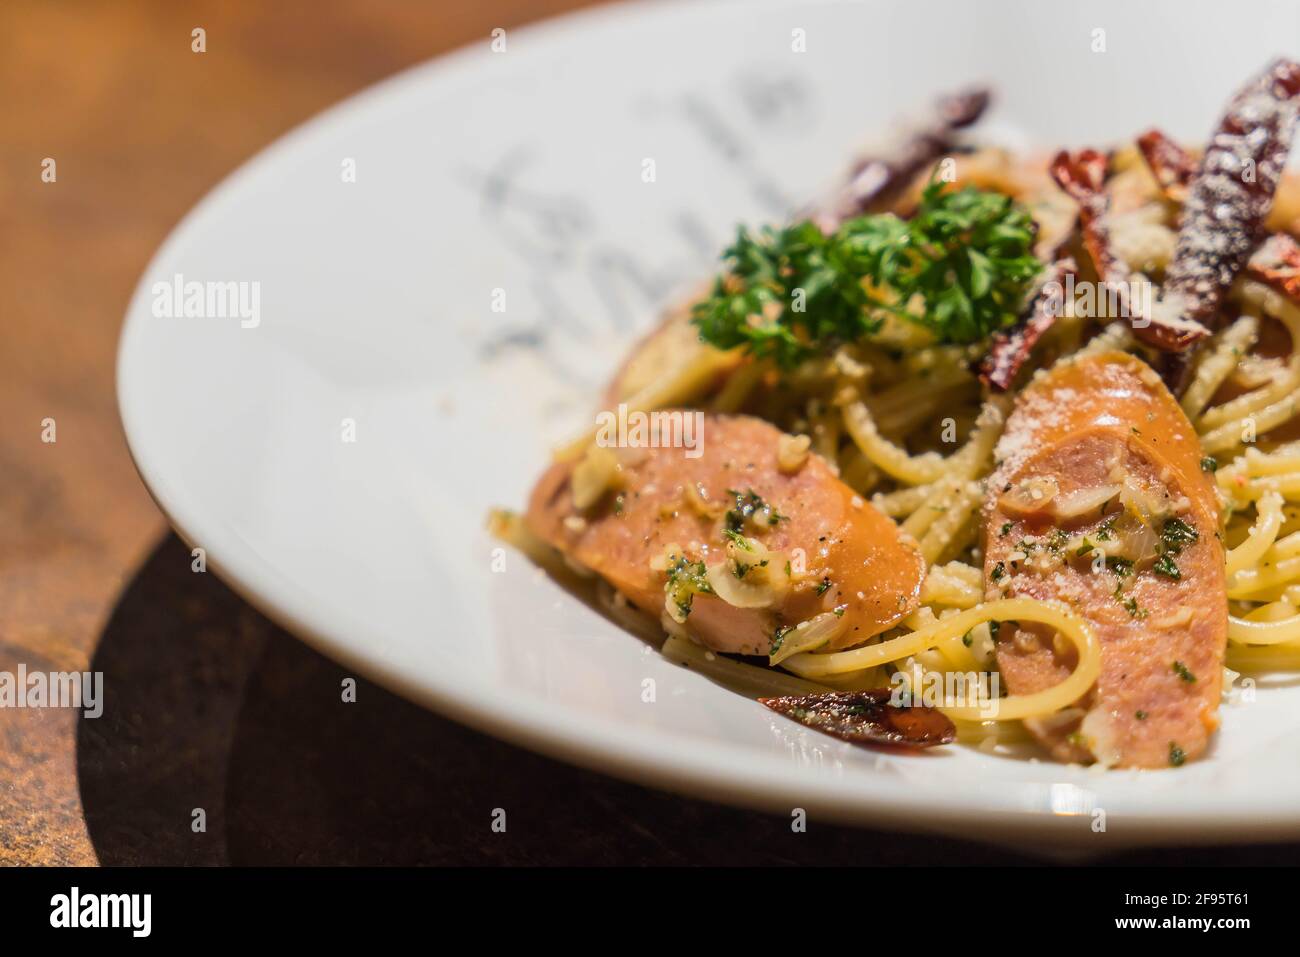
[119,0,1300,851]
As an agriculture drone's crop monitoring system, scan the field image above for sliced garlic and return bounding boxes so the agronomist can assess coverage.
[769,610,849,665]
[777,433,812,474]
[571,445,622,510]
[999,476,1060,516]
[705,537,790,609]
[1050,484,1121,520]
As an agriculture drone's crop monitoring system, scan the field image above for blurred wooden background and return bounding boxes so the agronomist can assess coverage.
[1,0,1296,866]
[0,0,604,866]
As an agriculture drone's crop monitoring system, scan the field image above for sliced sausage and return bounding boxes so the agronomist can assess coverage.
[983,351,1226,768]
[527,413,925,656]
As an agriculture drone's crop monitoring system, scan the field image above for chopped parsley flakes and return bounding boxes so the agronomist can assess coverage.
[1152,517,1199,582]
[769,625,792,656]
[1121,596,1147,619]
[1153,554,1181,580]
[724,488,786,533]
[722,528,753,550]
[665,554,712,619]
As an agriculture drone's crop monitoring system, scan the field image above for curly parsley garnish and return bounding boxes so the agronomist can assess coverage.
[691,176,1042,366]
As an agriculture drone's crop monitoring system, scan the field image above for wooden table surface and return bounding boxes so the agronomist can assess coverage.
[2,0,1295,866]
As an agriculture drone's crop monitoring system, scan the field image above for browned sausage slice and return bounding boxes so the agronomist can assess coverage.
[527,413,925,656]
[983,351,1226,768]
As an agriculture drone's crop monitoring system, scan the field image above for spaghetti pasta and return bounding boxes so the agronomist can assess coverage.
[495,90,1300,768]
[1181,315,1260,421]
[780,598,1101,722]
[842,395,949,485]
[1226,493,1284,575]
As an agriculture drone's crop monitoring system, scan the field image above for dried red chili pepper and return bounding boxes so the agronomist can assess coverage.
[981,258,1078,391]
[1049,150,1120,277]
[1136,129,1196,202]
[811,87,990,231]
[760,689,956,749]
[1163,59,1300,331]
[1049,150,1204,351]
[1246,231,1300,302]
